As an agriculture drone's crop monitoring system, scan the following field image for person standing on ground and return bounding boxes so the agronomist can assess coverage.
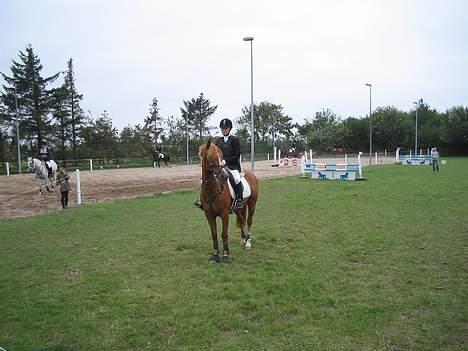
[431,147,440,172]
[57,166,71,209]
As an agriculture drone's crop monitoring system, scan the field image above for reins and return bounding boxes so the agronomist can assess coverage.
[201,161,227,204]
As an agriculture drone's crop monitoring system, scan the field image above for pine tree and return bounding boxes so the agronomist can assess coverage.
[180,93,218,139]
[144,97,163,147]
[1,45,59,152]
[50,85,71,160]
[63,58,84,160]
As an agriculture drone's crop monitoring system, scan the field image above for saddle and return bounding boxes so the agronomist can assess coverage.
[226,172,251,200]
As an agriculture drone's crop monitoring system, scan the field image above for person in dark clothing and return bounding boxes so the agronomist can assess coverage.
[194,118,244,210]
[216,118,243,210]
[39,141,53,177]
[57,166,71,209]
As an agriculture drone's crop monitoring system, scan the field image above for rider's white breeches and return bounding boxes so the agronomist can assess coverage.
[229,169,241,184]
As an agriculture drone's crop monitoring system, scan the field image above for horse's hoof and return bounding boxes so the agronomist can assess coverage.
[244,239,252,250]
[220,255,232,264]
[209,255,220,264]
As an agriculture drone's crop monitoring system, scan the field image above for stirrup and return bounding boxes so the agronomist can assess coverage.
[193,200,203,209]
[234,199,244,209]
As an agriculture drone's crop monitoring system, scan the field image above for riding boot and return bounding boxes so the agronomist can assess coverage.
[235,182,244,210]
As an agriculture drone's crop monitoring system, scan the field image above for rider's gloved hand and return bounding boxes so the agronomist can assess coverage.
[221,160,226,166]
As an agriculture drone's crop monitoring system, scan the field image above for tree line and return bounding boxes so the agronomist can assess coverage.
[1,45,467,168]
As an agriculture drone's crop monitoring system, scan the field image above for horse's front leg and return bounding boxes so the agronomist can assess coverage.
[205,212,220,263]
[220,213,231,263]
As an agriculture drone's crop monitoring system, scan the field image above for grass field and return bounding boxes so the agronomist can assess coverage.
[1,159,467,350]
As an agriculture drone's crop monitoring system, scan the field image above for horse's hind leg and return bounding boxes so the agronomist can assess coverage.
[237,207,248,247]
[244,199,257,249]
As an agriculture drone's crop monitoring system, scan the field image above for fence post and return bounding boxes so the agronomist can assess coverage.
[76,169,82,205]
[89,159,93,172]
[358,152,363,177]
[5,162,10,176]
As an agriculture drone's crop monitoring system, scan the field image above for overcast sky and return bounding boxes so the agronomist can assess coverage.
[1,0,467,132]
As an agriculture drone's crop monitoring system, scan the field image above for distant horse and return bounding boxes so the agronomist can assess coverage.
[152,148,170,167]
[27,157,57,194]
[198,138,259,263]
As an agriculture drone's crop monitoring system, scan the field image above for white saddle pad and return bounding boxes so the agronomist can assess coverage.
[227,177,251,200]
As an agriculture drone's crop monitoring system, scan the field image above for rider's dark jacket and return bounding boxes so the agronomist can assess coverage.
[216,135,241,172]
[39,146,52,161]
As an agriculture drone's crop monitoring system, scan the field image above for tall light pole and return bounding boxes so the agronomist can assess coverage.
[14,84,22,174]
[365,83,372,165]
[186,112,189,165]
[413,98,423,156]
[243,36,255,173]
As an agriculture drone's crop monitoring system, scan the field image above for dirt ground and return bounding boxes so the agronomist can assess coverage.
[0,157,394,219]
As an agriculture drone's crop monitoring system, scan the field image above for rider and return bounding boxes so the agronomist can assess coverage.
[216,118,244,210]
[194,118,244,210]
[39,141,53,177]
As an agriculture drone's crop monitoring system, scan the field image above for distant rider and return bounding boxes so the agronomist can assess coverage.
[39,141,53,177]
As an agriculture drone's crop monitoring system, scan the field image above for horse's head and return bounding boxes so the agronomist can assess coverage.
[27,157,35,172]
[199,138,228,182]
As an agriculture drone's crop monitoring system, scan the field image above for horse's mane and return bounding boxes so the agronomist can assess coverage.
[199,139,222,164]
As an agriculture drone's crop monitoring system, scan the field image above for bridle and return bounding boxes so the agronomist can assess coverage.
[202,155,228,204]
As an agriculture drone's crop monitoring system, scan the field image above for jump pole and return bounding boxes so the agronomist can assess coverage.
[76,169,82,205]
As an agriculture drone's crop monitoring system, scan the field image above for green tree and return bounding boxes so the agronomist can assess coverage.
[1,45,59,151]
[340,117,369,152]
[80,110,118,159]
[371,106,412,151]
[119,124,152,158]
[144,98,163,146]
[442,106,468,154]
[238,101,293,143]
[180,93,217,139]
[162,115,191,160]
[62,58,84,160]
[297,108,341,151]
[50,85,71,160]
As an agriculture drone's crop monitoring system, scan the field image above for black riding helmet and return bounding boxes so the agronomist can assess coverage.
[219,118,233,129]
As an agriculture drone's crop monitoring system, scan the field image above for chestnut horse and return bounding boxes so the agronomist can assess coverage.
[198,139,259,263]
